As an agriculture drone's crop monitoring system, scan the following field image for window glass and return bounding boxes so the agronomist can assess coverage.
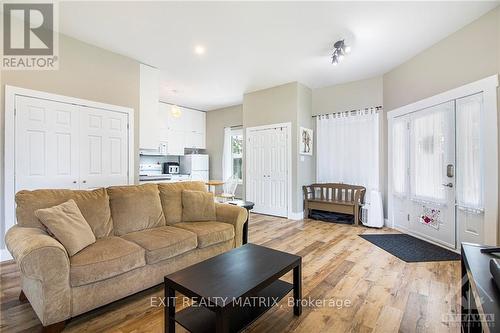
[231,131,243,181]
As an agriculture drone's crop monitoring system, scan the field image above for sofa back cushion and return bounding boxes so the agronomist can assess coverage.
[107,184,165,236]
[158,181,207,224]
[16,188,113,238]
[182,190,216,222]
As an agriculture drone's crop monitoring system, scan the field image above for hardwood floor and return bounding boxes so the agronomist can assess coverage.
[0,214,461,333]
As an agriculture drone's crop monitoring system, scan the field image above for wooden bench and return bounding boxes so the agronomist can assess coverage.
[303,183,366,225]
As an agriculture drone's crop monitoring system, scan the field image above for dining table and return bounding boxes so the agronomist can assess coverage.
[205,180,224,194]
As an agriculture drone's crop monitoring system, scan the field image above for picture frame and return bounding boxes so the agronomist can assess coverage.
[299,127,313,155]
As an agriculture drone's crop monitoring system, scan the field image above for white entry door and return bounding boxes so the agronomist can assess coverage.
[15,96,80,190]
[79,106,129,189]
[408,101,456,248]
[246,125,288,217]
[392,101,456,248]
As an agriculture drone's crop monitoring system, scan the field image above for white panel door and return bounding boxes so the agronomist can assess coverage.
[246,126,288,217]
[15,96,79,190]
[79,106,129,189]
[408,102,456,248]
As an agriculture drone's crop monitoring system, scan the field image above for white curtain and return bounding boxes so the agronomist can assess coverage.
[392,119,407,195]
[222,127,232,181]
[316,108,380,193]
[410,102,453,202]
[456,93,484,211]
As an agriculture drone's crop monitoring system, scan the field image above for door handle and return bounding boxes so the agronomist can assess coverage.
[442,183,453,188]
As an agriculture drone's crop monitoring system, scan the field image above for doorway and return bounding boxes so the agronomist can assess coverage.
[245,123,291,217]
[388,75,498,249]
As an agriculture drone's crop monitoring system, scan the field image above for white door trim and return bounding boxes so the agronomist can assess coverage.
[245,122,292,219]
[4,85,135,246]
[387,74,499,246]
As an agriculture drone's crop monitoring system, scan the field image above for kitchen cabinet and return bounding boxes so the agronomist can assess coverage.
[158,103,206,155]
[139,64,160,150]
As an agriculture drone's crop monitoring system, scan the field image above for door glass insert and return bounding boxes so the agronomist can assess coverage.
[410,101,454,203]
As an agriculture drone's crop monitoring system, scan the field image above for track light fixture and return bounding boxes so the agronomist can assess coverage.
[331,39,351,65]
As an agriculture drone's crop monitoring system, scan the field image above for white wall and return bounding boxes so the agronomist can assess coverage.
[1,33,140,255]
[312,76,383,116]
[243,82,313,215]
[206,105,244,198]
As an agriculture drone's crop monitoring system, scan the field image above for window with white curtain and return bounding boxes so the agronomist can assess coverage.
[392,119,407,195]
[231,128,243,182]
[409,101,453,202]
[316,108,380,192]
[222,127,243,182]
[456,93,484,211]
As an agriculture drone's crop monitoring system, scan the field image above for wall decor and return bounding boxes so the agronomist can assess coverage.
[300,127,313,155]
[419,205,441,229]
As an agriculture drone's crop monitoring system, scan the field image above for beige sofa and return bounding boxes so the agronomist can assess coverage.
[5,181,247,332]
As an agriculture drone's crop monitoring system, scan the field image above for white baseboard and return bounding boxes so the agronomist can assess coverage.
[288,211,304,220]
[1,249,12,262]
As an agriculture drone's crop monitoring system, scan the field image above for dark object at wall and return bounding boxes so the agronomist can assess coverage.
[309,210,354,224]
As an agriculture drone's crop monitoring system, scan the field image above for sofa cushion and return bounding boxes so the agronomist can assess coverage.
[15,188,113,238]
[158,181,207,225]
[122,226,197,264]
[182,190,216,222]
[35,199,96,256]
[107,184,165,236]
[174,222,235,248]
[70,237,146,287]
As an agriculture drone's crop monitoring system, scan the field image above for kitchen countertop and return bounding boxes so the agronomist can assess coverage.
[139,174,190,181]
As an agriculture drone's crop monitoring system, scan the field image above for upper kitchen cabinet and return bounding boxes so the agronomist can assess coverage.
[185,110,206,149]
[139,64,160,150]
[159,103,206,155]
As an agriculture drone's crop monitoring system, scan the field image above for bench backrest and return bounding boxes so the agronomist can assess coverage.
[303,183,366,204]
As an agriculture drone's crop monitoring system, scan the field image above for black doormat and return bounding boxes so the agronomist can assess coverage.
[309,210,353,224]
[359,234,461,262]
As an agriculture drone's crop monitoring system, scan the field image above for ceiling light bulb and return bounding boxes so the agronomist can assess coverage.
[171,105,182,118]
[194,45,205,55]
[338,54,344,61]
[345,46,351,54]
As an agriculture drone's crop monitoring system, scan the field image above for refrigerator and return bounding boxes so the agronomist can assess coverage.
[180,154,209,182]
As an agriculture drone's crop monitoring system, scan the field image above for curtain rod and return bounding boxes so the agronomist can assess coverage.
[312,105,383,118]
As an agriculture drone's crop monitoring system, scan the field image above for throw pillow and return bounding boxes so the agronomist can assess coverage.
[182,190,216,222]
[35,199,96,256]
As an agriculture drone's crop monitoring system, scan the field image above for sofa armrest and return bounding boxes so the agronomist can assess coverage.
[5,225,71,326]
[215,203,248,247]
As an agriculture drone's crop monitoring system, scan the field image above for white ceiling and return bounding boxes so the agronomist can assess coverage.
[58,1,498,111]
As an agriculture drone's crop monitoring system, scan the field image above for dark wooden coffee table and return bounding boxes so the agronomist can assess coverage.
[164,243,302,333]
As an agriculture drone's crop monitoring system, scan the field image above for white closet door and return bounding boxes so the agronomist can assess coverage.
[79,106,129,189]
[15,96,79,190]
[267,128,288,216]
[246,126,288,217]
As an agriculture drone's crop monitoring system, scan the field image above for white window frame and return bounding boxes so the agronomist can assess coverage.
[230,128,243,184]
